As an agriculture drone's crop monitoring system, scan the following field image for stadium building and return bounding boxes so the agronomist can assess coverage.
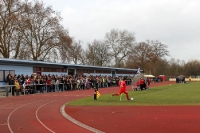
[0,58,138,85]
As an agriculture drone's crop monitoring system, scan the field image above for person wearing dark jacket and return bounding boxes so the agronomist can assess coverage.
[9,77,15,96]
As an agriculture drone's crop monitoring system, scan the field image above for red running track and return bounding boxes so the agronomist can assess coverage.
[0,81,200,133]
[0,91,96,133]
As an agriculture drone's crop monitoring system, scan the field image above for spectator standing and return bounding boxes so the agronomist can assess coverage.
[102,77,105,88]
[55,78,60,92]
[39,77,44,93]
[6,74,12,94]
[51,78,55,92]
[10,76,15,96]
[14,79,20,96]
[80,77,84,90]
[66,78,70,90]
[77,78,81,90]
[46,77,51,92]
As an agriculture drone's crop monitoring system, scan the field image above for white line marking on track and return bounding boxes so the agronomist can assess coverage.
[60,103,105,133]
[0,104,12,108]
[36,100,58,133]
[7,100,43,133]
[0,123,7,126]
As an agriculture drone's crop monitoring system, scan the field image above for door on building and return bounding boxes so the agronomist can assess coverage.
[112,70,116,77]
[68,69,75,76]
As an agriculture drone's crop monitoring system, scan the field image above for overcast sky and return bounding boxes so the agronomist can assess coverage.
[42,0,200,62]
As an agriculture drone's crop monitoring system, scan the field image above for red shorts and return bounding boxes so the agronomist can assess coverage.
[119,89,126,94]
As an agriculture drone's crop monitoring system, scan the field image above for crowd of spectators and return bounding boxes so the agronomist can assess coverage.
[6,73,133,96]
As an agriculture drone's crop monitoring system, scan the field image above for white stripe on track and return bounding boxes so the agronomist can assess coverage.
[0,104,12,108]
[0,123,7,126]
[60,103,105,133]
[7,100,43,133]
[35,100,58,133]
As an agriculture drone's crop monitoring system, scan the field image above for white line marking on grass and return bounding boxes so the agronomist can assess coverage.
[60,103,105,133]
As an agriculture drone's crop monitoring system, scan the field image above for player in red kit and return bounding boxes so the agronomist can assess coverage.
[112,77,131,100]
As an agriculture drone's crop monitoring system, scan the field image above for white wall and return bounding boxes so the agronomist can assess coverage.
[0,65,33,86]
[0,65,33,75]
[0,65,33,76]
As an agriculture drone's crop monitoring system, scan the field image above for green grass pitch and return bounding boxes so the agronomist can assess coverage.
[67,82,200,106]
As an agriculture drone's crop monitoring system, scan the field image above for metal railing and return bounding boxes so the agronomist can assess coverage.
[0,80,133,97]
[0,83,66,97]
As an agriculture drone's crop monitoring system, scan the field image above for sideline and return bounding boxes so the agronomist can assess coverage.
[60,103,105,133]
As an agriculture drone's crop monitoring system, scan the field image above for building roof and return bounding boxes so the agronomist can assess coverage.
[0,58,137,71]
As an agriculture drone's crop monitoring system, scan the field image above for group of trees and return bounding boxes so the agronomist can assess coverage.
[0,0,72,61]
[164,59,200,77]
[1,0,200,76]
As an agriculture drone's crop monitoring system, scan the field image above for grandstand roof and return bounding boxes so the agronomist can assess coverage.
[0,58,137,71]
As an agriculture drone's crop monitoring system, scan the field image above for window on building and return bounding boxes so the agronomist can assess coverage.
[5,71,10,77]
[0,70,15,82]
[10,71,15,76]
[34,67,66,73]
[62,68,66,72]
[0,71,3,81]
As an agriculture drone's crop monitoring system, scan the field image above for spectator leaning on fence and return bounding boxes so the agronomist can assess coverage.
[55,78,60,92]
[10,76,15,96]
[14,78,20,96]
[5,73,134,96]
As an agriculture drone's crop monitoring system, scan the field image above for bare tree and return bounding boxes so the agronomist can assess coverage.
[79,49,87,65]
[126,42,153,72]
[55,27,72,63]
[0,0,23,58]
[105,29,135,67]
[167,58,183,76]
[45,48,58,62]
[126,39,169,74]
[86,40,111,66]
[67,39,84,64]
[183,60,200,76]
[152,58,170,76]
[19,0,71,61]
[147,40,169,62]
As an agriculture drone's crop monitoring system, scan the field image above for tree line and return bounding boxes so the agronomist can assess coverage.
[1,0,199,77]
